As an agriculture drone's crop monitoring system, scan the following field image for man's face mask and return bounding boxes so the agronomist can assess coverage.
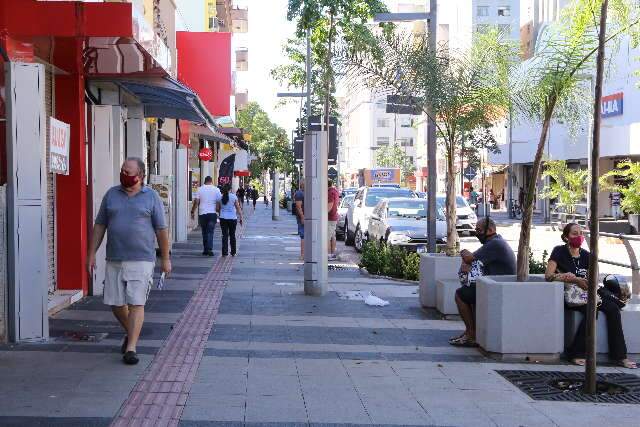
[120,171,139,188]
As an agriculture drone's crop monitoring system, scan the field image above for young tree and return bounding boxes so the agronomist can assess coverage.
[541,160,588,214]
[374,144,416,182]
[511,0,640,281]
[339,29,517,252]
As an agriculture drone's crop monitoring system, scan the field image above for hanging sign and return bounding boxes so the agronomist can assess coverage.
[602,92,623,118]
[49,117,70,175]
[198,147,213,161]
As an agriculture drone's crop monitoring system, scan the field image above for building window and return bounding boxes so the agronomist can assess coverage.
[476,24,491,33]
[409,156,414,163]
[498,24,511,34]
[477,6,489,16]
[497,6,511,16]
[376,137,390,146]
[399,138,413,147]
[377,118,390,128]
[400,118,412,128]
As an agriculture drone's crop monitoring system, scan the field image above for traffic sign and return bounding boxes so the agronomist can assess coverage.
[463,166,477,181]
[198,147,213,161]
[328,167,338,180]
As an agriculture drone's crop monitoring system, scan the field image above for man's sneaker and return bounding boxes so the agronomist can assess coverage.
[328,254,338,261]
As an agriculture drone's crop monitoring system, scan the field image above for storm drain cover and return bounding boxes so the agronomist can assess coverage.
[497,370,640,404]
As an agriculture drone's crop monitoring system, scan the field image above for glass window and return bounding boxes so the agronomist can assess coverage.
[340,195,354,208]
[456,196,469,208]
[498,24,511,34]
[497,6,511,16]
[400,117,412,128]
[365,189,414,207]
[377,118,390,128]
[477,6,489,16]
[387,200,444,219]
[399,138,414,147]
[476,24,491,33]
[376,137,390,146]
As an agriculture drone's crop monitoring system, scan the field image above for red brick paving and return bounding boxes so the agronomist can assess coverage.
[110,221,246,426]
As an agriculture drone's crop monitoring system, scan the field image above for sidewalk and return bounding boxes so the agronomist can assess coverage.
[1,205,640,426]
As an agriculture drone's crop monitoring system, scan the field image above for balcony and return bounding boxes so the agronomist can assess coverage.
[231,8,248,33]
[235,48,248,72]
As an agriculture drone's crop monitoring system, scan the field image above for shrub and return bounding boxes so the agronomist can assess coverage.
[359,241,419,281]
[529,249,548,274]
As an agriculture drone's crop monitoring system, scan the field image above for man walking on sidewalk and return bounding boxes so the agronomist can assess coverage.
[191,176,222,256]
[294,183,305,259]
[88,157,171,365]
[327,179,340,260]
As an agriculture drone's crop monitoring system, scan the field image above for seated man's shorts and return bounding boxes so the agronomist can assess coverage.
[104,261,155,306]
[456,284,476,305]
[298,223,305,239]
[328,221,337,239]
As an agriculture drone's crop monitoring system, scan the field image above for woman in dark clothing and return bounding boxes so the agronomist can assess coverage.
[545,223,636,368]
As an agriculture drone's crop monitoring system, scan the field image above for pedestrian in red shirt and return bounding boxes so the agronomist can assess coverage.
[327,179,341,260]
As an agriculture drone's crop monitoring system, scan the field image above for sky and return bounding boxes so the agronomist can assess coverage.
[176,0,300,135]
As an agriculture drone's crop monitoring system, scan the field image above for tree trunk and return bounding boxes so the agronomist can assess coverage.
[516,103,555,281]
[446,139,459,254]
[584,0,608,395]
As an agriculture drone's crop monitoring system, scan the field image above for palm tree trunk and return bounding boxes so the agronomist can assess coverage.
[446,138,459,254]
[584,0,608,395]
[516,103,555,280]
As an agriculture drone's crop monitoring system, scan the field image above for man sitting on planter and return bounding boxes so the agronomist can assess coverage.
[449,217,516,347]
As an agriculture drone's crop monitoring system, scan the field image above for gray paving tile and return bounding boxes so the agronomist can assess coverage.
[181,403,246,422]
[245,394,308,423]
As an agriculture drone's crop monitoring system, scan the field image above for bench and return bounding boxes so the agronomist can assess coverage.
[419,253,461,308]
[565,304,640,354]
[476,275,565,358]
[436,279,461,316]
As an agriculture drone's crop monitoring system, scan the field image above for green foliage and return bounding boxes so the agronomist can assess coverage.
[374,144,415,181]
[541,160,588,213]
[236,102,295,177]
[600,160,640,214]
[359,240,419,281]
[529,250,549,274]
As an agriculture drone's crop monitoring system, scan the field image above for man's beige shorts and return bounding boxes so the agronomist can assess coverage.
[103,261,155,306]
[328,221,338,239]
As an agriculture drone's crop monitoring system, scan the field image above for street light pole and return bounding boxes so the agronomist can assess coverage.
[426,0,438,253]
[508,107,514,218]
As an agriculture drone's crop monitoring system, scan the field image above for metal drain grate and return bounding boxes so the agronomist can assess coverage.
[497,370,640,404]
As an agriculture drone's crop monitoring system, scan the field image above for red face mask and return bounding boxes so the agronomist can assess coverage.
[568,235,584,248]
[120,172,139,188]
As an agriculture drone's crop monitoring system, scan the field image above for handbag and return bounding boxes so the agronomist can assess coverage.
[458,260,484,286]
[564,282,602,307]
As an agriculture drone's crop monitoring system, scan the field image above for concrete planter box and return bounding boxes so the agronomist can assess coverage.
[476,275,564,358]
[419,253,461,308]
[565,304,640,354]
[629,214,640,234]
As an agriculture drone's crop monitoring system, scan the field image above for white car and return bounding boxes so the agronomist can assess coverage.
[436,194,477,235]
[345,186,416,252]
[367,197,447,252]
[336,194,355,240]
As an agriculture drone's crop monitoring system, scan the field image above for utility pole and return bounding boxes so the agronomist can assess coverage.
[508,108,514,218]
[426,0,438,252]
[272,170,280,220]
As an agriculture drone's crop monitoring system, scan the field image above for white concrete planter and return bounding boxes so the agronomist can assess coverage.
[629,213,640,234]
[566,304,640,354]
[476,275,564,358]
[419,253,461,308]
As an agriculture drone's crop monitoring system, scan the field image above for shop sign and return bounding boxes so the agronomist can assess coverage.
[198,147,213,161]
[602,92,623,118]
[49,118,70,175]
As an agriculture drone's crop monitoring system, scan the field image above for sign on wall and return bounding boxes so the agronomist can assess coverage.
[602,92,623,118]
[49,117,70,175]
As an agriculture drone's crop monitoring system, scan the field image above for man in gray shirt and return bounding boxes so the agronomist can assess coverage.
[449,217,516,347]
[88,157,172,365]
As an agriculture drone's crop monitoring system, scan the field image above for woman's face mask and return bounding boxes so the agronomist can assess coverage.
[568,235,584,248]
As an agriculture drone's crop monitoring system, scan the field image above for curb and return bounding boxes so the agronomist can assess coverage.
[358,267,419,286]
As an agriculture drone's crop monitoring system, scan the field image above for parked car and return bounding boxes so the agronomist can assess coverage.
[345,186,416,252]
[336,194,355,240]
[341,187,358,198]
[367,198,447,252]
[436,194,477,235]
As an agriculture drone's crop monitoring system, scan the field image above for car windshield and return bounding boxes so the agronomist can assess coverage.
[457,196,469,208]
[387,200,445,220]
[365,189,414,207]
[340,195,354,208]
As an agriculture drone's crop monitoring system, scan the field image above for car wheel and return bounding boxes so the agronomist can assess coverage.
[355,225,365,253]
[345,220,355,246]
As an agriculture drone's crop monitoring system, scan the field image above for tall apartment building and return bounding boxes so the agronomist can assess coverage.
[521,0,569,58]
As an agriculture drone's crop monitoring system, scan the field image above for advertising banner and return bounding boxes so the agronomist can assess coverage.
[49,117,70,175]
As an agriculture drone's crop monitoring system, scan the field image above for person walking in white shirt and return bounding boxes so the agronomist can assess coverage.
[191,176,222,256]
[217,184,243,256]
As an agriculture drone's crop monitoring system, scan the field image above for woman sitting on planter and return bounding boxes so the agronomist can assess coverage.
[545,222,636,369]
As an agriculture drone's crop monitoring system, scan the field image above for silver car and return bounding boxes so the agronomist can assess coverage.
[436,195,478,235]
[336,194,354,240]
[367,197,447,252]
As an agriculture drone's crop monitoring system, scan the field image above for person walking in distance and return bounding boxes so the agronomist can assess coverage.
[294,183,305,259]
[236,185,246,206]
[88,157,171,365]
[191,176,221,256]
[217,184,244,256]
[327,179,340,260]
[251,187,259,211]
[264,191,270,208]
